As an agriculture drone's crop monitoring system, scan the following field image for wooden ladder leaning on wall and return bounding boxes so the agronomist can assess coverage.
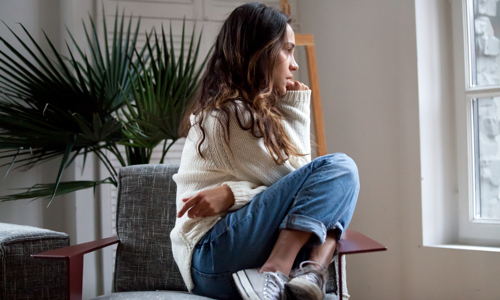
[280,0,327,157]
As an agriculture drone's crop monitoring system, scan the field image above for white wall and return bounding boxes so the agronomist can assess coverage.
[298,0,500,299]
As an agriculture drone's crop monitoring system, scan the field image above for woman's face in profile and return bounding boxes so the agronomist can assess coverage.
[272,24,299,96]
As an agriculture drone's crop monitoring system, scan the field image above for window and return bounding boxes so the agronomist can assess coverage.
[417,0,500,250]
[453,0,500,247]
[465,0,500,221]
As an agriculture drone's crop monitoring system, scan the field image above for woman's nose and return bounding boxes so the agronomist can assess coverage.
[290,58,299,71]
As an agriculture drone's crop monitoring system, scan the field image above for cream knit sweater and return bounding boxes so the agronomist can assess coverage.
[170,90,312,291]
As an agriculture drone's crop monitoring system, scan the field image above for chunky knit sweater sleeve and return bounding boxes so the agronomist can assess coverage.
[276,90,312,168]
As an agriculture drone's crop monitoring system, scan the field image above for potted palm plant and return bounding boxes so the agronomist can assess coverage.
[0,9,210,204]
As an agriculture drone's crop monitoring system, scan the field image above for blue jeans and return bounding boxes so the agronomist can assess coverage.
[191,153,359,299]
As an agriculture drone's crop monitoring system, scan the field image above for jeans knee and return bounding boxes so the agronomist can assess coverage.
[343,155,359,187]
[326,153,359,189]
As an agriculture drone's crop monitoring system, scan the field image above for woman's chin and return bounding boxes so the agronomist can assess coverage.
[277,88,287,97]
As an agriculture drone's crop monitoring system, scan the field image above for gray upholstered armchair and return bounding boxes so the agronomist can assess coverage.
[35,164,360,300]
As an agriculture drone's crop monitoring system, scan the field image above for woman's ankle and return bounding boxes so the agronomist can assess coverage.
[302,258,325,269]
[259,262,290,276]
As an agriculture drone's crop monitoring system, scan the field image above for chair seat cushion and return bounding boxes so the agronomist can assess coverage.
[92,291,340,300]
[92,291,215,300]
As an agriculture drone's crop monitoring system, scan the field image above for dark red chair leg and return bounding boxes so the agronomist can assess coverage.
[33,236,120,300]
[336,230,387,299]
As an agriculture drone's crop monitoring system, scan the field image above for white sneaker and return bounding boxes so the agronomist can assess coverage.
[285,261,328,300]
[233,268,289,300]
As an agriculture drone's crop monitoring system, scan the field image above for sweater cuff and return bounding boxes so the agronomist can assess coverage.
[221,181,267,211]
[278,90,311,107]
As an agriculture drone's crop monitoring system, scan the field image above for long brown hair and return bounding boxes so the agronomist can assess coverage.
[179,2,308,165]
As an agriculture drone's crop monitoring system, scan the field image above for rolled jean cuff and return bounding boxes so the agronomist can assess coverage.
[279,214,327,246]
[328,222,345,239]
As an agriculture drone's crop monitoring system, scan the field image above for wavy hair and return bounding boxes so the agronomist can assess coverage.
[179,2,308,165]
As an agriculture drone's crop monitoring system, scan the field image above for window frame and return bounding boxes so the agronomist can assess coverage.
[454,0,500,246]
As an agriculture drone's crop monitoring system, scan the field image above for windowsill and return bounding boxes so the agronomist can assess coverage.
[425,244,500,253]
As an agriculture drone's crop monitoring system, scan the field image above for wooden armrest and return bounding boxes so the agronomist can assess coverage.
[32,236,119,259]
[338,230,387,256]
[336,230,387,299]
[32,236,119,300]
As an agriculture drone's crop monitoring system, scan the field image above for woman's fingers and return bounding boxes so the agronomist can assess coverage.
[178,185,235,218]
[286,80,310,91]
[178,195,212,218]
[187,201,209,218]
[298,81,309,90]
[190,205,211,218]
[286,80,299,90]
[177,196,200,218]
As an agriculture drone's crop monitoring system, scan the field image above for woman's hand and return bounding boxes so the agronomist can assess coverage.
[177,185,235,218]
[286,79,309,91]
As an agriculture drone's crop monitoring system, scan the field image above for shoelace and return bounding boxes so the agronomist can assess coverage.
[290,261,328,291]
[262,272,287,300]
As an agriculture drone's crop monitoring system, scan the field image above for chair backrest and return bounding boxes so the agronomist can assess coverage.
[114,164,186,292]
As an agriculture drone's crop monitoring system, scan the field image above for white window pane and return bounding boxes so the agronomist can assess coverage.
[476,97,500,220]
[471,0,500,87]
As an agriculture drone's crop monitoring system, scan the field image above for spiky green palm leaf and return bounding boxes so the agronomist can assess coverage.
[118,21,212,164]
[0,8,142,203]
[0,178,114,204]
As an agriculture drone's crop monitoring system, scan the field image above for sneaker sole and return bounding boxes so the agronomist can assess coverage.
[286,278,323,300]
[232,270,260,300]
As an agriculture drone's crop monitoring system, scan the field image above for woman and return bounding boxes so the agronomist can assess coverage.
[170,2,359,300]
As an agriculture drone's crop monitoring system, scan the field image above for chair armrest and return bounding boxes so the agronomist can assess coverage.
[32,236,119,259]
[32,236,119,300]
[336,230,387,300]
[337,230,387,256]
